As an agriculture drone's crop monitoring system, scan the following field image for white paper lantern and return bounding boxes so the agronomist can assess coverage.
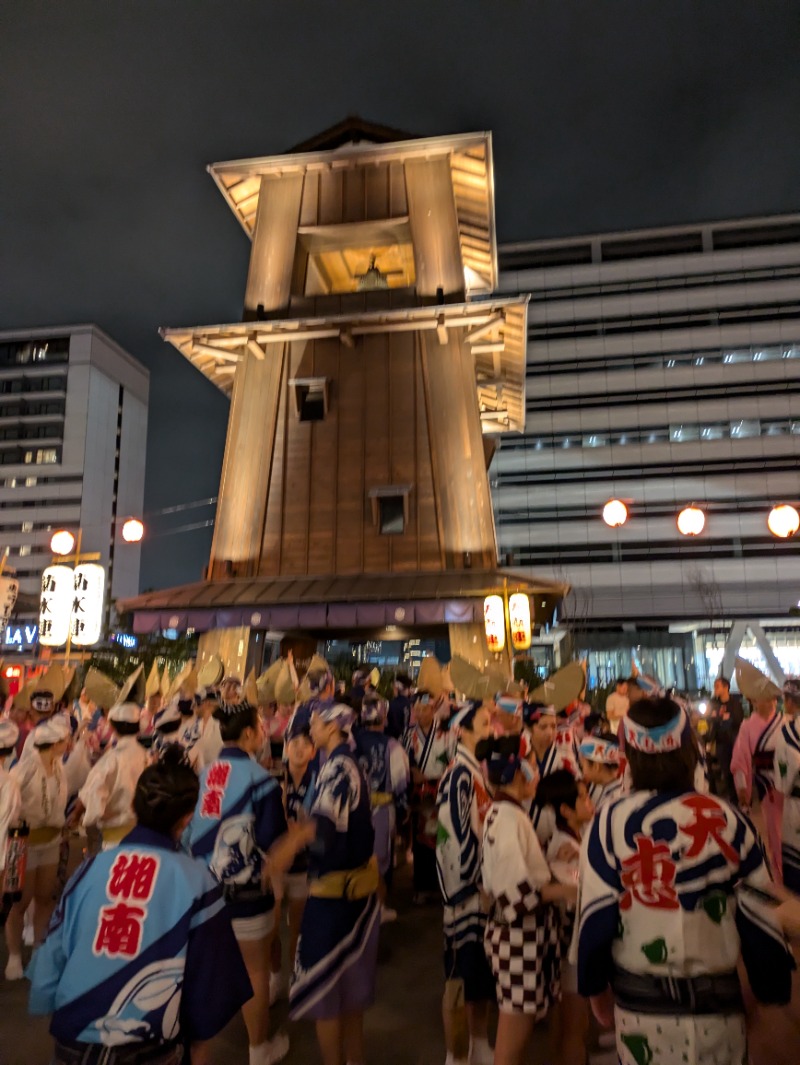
[677,506,705,536]
[767,504,800,539]
[71,563,105,647]
[39,565,73,647]
[509,593,532,651]
[484,595,506,653]
[603,499,628,528]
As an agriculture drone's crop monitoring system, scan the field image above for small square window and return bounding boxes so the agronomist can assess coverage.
[290,378,329,422]
[19,545,31,557]
[369,485,412,536]
[21,521,33,533]
[379,496,405,534]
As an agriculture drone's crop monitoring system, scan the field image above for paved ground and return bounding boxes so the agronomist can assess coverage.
[1,857,799,1065]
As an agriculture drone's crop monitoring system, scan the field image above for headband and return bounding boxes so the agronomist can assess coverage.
[361,696,388,725]
[313,701,355,732]
[449,700,482,732]
[578,736,621,766]
[496,695,522,717]
[521,701,557,727]
[486,742,524,786]
[34,713,70,745]
[622,708,686,754]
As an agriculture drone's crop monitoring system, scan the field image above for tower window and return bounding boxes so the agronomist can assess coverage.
[290,378,329,422]
[369,485,411,535]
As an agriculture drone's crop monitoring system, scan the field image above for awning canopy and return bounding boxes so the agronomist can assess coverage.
[120,568,567,636]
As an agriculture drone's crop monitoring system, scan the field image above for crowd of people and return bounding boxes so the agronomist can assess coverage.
[0,652,799,1065]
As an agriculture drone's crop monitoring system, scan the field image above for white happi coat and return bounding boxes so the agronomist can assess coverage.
[78,735,148,831]
[774,714,800,891]
[577,789,793,1065]
[0,758,21,871]
[11,750,66,831]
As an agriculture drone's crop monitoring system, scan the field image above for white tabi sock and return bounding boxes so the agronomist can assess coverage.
[469,1036,493,1065]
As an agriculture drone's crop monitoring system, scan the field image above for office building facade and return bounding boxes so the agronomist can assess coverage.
[495,214,800,689]
[0,325,148,639]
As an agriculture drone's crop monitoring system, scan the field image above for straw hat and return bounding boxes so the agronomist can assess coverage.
[529,662,585,712]
[197,654,224,688]
[145,660,162,700]
[84,667,121,710]
[735,657,781,703]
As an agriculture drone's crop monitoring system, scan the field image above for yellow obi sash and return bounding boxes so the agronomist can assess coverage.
[101,822,135,845]
[308,855,379,900]
[370,791,394,808]
[28,826,60,846]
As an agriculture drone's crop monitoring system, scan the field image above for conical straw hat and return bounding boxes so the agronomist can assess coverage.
[145,661,161,700]
[529,662,585,711]
[417,655,446,696]
[274,659,297,705]
[116,663,144,708]
[243,669,259,707]
[735,657,781,702]
[84,667,120,710]
[160,665,171,697]
[197,654,224,688]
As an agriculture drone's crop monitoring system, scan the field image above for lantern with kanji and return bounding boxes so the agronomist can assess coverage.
[484,595,506,653]
[71,563,105,647]
[508,592,532,651]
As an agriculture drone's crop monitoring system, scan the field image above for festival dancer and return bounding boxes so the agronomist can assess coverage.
[405,690,455,903]
[731,662,784,881]
[28,760,253,1064]
[533,771,594,1065]
[523,702,575,844]
[578,734,624,810]
[0,719,21,878]
[354,692,410,923]
[186,699,289,1065]
[5,715,69,978]
[436,702,495,1065]
[774,676,800,892]
[289,702,381,1065]
[577,695,794,1065]
[269,712,317,1004]
[76,702,148,849]
[481,735,576,1065]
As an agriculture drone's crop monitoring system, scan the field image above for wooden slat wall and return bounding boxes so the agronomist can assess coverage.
[254,329,449,578]
[420,329,497,569]
[244,174,304,315]
[209,348,286,577]
[404,158,465,298]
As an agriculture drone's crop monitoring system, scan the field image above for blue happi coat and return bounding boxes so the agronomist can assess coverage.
[186,747,286,917]
[28,825,252,1046]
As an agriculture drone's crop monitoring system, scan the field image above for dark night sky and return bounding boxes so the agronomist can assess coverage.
[2,2,798,591]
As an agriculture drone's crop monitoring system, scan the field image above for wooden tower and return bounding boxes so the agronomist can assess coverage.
[123,120,564,675]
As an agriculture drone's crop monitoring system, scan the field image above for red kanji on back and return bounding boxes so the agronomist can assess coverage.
[93,902,146,958]
[620,834,679,911]
[679,794,739,865]
[108,853,160,901]
[200,788,223,819]
[206,762,231,790]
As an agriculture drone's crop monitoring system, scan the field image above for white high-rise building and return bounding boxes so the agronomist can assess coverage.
[0,325,148,633]
[495,214,800,689]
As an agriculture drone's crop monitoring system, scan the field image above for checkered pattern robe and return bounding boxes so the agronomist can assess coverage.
[481,797,560,1017]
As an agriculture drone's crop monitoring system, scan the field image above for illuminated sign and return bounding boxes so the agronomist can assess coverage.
[112,632,138,650]
[483,595,505,653]
[508,593,532,651]
[71,563,105,646]
[3,624,38,649]
[39,564,74,647]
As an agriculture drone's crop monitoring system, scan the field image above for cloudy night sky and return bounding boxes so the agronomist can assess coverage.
[2,2,798,591]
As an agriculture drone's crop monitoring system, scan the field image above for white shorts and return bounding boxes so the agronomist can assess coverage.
[26,840,61,871]
[284,872,309,902]
[232,909,276,942]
